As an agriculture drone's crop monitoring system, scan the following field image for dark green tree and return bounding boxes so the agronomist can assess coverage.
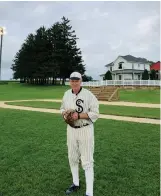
[150,69,157,80]
[82,75,93,82]
[59,16,85,85]
[11,33,36,83]
[33,26,52,84]
[142,69,149,80]
[103,70,112,80]
[11,17,86,85]
[47,22,66,85]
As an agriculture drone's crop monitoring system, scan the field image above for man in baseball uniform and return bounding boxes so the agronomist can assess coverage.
[60,71,99,196]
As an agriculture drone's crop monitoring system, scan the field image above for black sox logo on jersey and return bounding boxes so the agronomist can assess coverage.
[76,99,84,113]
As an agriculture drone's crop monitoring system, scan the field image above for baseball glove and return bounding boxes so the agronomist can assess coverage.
[63,109,76,127]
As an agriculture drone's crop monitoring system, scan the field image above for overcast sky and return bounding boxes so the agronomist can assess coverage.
[0,1,160,80]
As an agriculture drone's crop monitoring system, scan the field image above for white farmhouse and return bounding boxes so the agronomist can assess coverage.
[100,55,150,80]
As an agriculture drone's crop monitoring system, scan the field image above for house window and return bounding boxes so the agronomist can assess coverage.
[110,67,112,71]
[138,75,140,80]
[119,75,122,80]
[118,63,122,69]
[132,63,134,69]
[138,64,140,68]
[118,61,124,69]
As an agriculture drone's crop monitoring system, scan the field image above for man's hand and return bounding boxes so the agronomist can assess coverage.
[72,112,90,120]
[62,111,89,121]
[72,112,79,120]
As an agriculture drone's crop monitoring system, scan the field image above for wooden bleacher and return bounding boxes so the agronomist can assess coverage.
[87,86,119,101]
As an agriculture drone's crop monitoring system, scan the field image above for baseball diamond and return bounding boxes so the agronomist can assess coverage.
[0,82,160,196]
[0,2,160,196]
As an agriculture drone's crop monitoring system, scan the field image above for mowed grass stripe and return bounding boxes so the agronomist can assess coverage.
[0,108,159,196]
[119,88,160,104]
[0,83,160,104]
[0,83,70,101]
[5,101,160,119]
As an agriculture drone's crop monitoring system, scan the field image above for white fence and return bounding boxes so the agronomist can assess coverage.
[65,80,161,86]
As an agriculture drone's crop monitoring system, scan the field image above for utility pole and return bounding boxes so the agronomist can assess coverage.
[0,27,6,81]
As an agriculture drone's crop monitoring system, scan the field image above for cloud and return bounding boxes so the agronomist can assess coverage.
[77,7,109,21]
[0,1,160,80]
[2,34,23,61]
[109,40,123,51]
[137,15,159,37]
[33,4,49,15]
[2,67,13,80]
[126,14,160,55]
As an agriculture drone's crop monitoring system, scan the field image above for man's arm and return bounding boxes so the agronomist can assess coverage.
[72,112,89,120]
[86,93,99,123]
[79,113,89,119]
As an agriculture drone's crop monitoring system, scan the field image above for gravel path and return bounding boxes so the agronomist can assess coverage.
[3,99,160,108]
[0,100,160,125]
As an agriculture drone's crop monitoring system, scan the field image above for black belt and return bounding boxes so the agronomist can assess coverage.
[71,123,89,129]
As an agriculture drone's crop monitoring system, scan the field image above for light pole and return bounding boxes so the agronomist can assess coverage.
[0,27,6,81]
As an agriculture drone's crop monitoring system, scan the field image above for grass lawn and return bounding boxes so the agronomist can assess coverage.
[119,89,160,104]
[0,82,160,104]
[6,101,160,119]
[0,82,69,101]
[0,108,159,196]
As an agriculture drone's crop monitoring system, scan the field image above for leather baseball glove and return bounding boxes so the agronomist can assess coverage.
[63,109,76,127]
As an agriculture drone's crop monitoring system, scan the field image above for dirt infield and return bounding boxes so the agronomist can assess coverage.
[0,99,160,125]
[3,99,160,108]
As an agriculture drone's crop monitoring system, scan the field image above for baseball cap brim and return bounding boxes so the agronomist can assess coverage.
[70,77,80,80]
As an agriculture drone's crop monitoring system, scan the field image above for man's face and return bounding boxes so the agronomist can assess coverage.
[70,79,81,90]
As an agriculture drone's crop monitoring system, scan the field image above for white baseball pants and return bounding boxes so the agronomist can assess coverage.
[67,124,94,196]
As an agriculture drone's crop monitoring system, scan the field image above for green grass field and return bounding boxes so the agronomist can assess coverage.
[0,82,160,103]
[6,101,160,119]
[119,88,160,104]
[0,108,159,196]
[0,83,69,101]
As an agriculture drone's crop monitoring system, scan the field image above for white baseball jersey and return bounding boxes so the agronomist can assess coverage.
[60,87,99,127]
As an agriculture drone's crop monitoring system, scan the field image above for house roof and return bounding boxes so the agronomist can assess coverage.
[105,55,150,67]
[150,61,160,71]
[105,62,114,67]
[121,55,149,64]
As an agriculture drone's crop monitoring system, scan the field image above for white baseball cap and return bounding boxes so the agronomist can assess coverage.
[70,72,82,80]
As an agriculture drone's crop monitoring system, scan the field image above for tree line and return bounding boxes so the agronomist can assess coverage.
[11,16,93,85]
